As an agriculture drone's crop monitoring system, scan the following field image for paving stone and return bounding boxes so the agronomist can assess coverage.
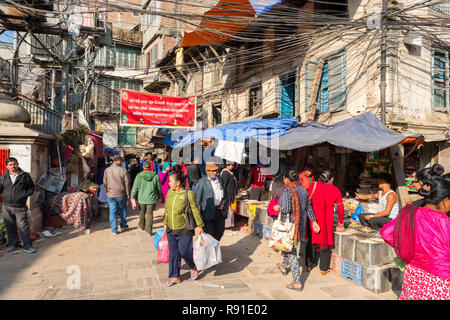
[269,289,293,300]
[320,285,358,299]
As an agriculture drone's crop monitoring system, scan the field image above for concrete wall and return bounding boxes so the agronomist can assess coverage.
[0,133,52,233]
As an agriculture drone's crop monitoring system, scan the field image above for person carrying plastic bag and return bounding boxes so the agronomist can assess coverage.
[193,233,222,271]
[163,171,204,287]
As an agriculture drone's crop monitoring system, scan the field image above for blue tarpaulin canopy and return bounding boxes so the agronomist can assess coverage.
[256,112,424,152]
[163,117,298,148]
[249,0,283,15]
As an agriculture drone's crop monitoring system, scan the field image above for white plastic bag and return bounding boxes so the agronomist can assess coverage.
[193,233,222,271]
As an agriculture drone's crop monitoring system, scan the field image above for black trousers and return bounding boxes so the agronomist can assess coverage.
[305,224,332,272]
[3,205,32,249]
[249,187,265,201]
[358,213,392,230]
[203,210,226,242]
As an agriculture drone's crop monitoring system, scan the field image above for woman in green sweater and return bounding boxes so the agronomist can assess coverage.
[164,171,204,287]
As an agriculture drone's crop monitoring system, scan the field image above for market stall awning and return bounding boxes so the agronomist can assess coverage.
[163,117,298,148]
[256,112,425,152]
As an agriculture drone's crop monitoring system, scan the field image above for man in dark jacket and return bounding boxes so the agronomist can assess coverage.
[194,162,227,241]
[188,156,203,189]
[0,157,36,253]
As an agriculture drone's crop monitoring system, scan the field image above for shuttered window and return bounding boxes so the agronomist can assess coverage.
[278,70,297,117]
[118,126,137,145]
[249,83,263,116]
[316,51,346,114]
[432,50,449,110]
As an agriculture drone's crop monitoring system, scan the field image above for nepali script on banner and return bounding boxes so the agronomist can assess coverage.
[120,89,196,128]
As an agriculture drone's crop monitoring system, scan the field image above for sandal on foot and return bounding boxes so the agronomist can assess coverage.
[276,263,288,276]
[191,270,199,280]
[305,267,312,273]
[321,270,331,276]
[286,283,303,292]
[165,279,180,287]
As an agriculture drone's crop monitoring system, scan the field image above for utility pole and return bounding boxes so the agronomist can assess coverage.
[61,36,70,114]
[380,0,387,124]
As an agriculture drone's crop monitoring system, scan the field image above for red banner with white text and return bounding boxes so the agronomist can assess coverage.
[120,89,196,128]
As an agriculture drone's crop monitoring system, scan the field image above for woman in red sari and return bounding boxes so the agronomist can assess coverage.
[305,170,345,275]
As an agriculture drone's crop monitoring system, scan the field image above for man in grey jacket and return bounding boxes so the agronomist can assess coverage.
[0,157,36,253]
[103,154,130,235]
[194,162,228,241]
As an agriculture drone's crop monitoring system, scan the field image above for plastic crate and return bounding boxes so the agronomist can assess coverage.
[341,258,363,287]
[263,225,271,241]
[254,222,264,239]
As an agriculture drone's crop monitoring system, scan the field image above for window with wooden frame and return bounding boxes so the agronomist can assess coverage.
[315,51,346,114]
[432,49,449,111]
[248,83,263,116]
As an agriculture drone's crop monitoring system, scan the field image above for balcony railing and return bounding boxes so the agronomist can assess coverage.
[112,27,143,44]
[15,95,62,135]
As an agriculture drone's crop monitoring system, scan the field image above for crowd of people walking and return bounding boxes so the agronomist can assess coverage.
[0,147,448,300]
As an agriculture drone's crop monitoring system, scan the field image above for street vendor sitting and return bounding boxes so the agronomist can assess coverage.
[355,173,399,230]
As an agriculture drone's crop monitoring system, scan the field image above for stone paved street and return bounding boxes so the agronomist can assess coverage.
[0,206,399,300]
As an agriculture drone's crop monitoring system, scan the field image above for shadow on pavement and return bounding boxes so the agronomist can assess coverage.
[196,234,262,280]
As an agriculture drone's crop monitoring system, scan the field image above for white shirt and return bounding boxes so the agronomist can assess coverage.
[209,177,224,207]
[9,172,18,184]
[378,190,399,219]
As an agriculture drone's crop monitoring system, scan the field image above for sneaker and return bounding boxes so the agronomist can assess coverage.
[121,225,129,232]
[7,245,20,252]
[24,247,36,254]
[112,232,119,235]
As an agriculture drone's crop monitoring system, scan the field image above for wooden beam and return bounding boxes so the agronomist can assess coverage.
[390,145,409,208]
[208,45,223,63]
[166,70,177,83]
[306,59,324,121]
[178,70,188,82]
[197,48,211,65]
[188,52,202,71]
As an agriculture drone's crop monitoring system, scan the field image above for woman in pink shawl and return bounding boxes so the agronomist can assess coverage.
[159,164,172,203]
[381,177,450,300]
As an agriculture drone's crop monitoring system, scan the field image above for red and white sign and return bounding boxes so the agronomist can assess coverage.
[120,89,196,128]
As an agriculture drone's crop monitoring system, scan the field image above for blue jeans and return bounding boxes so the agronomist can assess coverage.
[107,197,128,233]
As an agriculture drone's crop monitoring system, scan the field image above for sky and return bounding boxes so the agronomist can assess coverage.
[0,30,14,44]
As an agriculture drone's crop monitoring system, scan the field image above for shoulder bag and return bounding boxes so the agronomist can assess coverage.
[269,212,295,252]
[185,189,197,230]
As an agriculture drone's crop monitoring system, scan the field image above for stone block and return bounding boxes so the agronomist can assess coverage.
[330,253,341,276]
[341,234,394,266]
[332,229,360,256]
[341,258,398,294]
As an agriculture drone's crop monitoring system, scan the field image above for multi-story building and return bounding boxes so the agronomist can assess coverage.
[151,0,449,172]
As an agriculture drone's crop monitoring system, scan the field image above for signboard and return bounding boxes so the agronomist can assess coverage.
[120,89,196,128]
